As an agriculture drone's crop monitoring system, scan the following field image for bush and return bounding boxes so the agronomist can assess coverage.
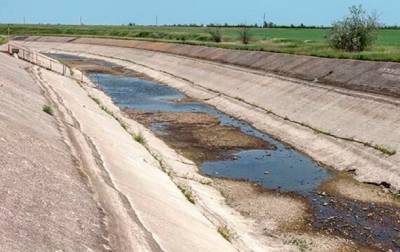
[208,28,222,43]
[328,5,379,52]
[238,26,252,44]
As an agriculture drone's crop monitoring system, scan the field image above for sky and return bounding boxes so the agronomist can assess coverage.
[0,0,398,26]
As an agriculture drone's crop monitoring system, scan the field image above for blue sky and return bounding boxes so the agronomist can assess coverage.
[0,0,398,26]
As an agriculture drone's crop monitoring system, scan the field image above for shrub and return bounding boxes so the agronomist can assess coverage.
[208,28,222,43]
[328,5,379,52]
[238,26,252,44]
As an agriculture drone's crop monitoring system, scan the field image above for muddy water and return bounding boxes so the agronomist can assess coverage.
[49,54,400,251]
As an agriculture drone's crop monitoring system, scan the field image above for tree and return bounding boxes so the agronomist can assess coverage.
[328,5,380,52]
[238,26,252,44]
[208,28,222,43]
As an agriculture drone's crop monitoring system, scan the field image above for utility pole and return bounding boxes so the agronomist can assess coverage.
[263,13,266,28]
[23,16,26,25]
[155,15,158,26]
[80,16,83,25]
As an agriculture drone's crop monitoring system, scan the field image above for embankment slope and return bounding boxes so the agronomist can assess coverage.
[0,48,237,251]
[0,52,106,251]
[15,36,400,98]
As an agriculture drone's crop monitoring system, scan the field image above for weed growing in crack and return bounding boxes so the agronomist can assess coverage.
[116,117,129,130]
[217,225,231,242]
[42,105,54,116]
[373,144,396,156]
[133,132,146,145]
[91,96,101,105]
[177,185,195,204]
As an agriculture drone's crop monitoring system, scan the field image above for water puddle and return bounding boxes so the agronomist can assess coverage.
[49,53,400,251]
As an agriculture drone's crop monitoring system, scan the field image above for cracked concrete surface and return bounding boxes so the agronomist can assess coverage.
[0,53,107,251]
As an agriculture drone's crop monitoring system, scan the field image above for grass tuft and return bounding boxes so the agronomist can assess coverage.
[217,225,232,242]
[373,144,397,156]
[91,96,101,105]
[286,238,311,252]
[133,132,146,145]
[177,185,195,204]
[42,105,54,116]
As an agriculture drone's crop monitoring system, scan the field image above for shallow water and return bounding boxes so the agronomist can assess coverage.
[92,73,331,194]
[48,53,400,251]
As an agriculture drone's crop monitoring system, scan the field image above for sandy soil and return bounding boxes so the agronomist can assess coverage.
[212,179,357,252]
[124,110,273,163]
[213,179,308,232]
[322,175,400,207]
[55,58,139,76]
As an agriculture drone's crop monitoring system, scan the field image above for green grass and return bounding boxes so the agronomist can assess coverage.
[2,24,400,61]
[0,36,7,45]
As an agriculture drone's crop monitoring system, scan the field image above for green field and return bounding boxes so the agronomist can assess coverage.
[0,36,7,45]
[1,24,400,62]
